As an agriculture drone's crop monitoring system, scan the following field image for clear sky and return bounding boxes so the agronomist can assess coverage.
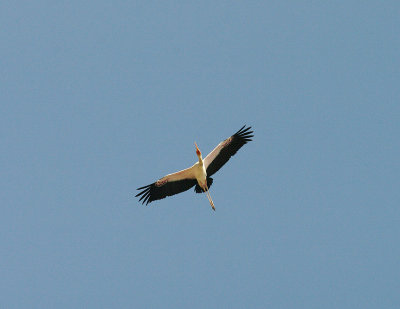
[1,1,399,308]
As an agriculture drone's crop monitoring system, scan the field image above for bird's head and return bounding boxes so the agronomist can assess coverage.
[195,142,202,157]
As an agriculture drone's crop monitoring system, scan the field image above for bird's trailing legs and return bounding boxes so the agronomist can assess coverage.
[204,184,215,211]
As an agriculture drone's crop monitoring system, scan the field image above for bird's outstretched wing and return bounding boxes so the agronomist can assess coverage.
[136,166,197,205]
[204,125,254,177]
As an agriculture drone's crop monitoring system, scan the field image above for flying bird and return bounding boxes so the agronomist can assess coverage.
[135,125,254,210]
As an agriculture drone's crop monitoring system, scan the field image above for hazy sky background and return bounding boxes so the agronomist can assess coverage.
[1,1,399,308]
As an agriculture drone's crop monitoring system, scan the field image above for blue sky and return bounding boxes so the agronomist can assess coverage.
[1,1,399,308]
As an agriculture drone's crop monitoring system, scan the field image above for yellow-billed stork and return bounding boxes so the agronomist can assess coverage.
[136,125,254,210]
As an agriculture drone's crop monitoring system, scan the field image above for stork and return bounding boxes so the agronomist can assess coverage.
[136,125,254,210]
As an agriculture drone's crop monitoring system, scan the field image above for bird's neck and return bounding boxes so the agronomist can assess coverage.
[198,156,203,165]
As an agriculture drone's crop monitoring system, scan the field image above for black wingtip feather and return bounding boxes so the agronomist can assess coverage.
[137,184,151,190]
[235,126,254,142]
